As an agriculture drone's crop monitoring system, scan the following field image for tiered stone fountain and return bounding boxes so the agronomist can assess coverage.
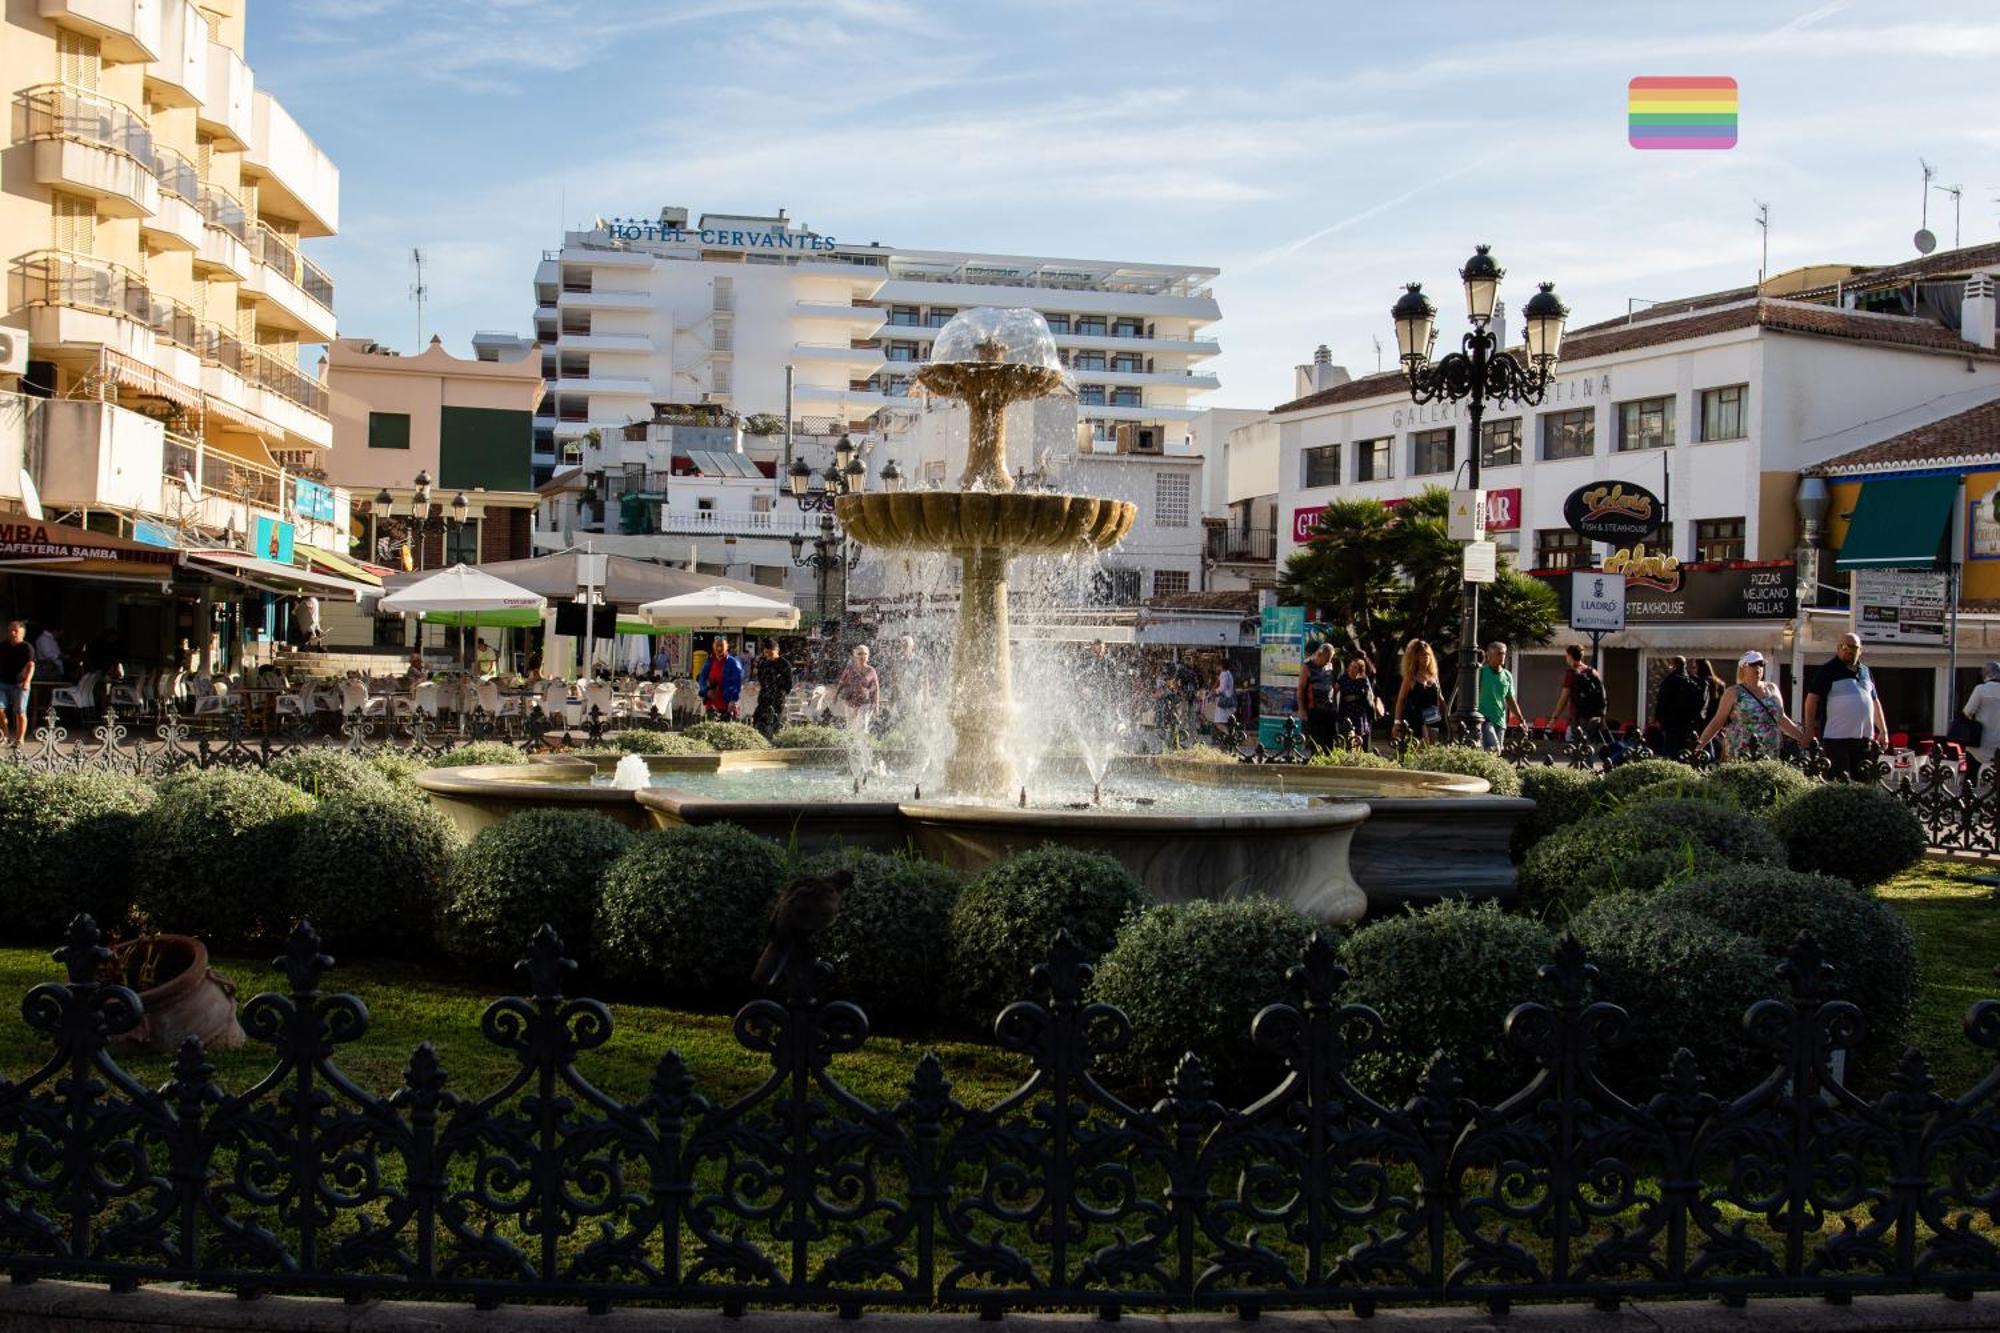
[834,308,1134,799]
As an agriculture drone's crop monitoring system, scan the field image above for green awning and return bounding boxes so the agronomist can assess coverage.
[1834,475,1960,570]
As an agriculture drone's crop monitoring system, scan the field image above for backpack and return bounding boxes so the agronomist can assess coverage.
[1571,666,1606,719]
[1663,672,1706,723]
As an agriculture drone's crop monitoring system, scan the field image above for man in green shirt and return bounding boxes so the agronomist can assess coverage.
[1476,641,1526,752]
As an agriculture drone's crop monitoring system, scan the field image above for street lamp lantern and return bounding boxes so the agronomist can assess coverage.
[450,491,469,523]
[822,463,844,495]
[880,459,904,493]
[789,532,806,562]
[412,469,433,513]
[374,488,394,510]
[787,457,814,499]
[833,433,856,473]
[843,456,866,492]
[1521,281,1570,370]
[1459,243,1504,326]
[1391,283,1438,373]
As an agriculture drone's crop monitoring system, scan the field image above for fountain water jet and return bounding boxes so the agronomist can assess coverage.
[836,308,1135,799]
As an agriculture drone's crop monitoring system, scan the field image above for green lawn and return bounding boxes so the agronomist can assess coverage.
[0,946,1030,1112]
[1877,857,2000,1095]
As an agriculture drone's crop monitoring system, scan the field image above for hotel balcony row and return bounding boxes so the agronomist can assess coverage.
[878,320,1219,359]
[11,250,332,448]
[871,276,1219,322]
[0,392,352,546]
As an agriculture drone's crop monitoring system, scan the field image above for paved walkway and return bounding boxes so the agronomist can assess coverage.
[4,1283,2000,1333]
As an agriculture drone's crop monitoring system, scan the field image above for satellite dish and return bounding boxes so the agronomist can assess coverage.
[179,470,198,495]
[18,469,42,521]
[1915,228,1938,255]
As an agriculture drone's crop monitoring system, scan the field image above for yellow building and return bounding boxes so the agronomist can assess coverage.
[0,0,351,671]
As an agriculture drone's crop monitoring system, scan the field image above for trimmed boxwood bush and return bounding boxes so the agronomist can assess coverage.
[1600,758,1701,803]
[1618,777,1738,810]
[1657,864,1918,1059]
[773,723,849,750]
[1771,783,1925,888]
[1701,759,1812,814]
[0,771,155,939]
[682,720,772,752]
[1566,841,1733,904]
[1090,897,1314,1095]
[949,845,1145,1026]
[1513,766,1606,857]
[432,742,529,768]
[610,730,708,755]
[800,846,962,1020]
[365,751,427,792]
[1399,744,1520,796]
[1519,798,1786,914]
[1339,900,1555,1103]
[1308,747,1398,770]
[442,809,636,977]
[266,749,393,799]
[133,770,316,946]
[1170,744,1240,765]
[596,823,787,1001]
[1572,894,1775,1094]
[287,789,460,956]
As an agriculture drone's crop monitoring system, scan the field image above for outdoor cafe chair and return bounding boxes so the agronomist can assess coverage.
[51,670,101,720]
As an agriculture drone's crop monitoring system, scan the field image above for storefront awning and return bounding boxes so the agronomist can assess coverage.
[0,511,179,583]
[296,542,381,587]
[182,550,377,601]
[1835,475,1960,570]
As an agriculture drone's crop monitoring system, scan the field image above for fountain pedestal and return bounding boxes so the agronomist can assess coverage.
[945,546,1016,799]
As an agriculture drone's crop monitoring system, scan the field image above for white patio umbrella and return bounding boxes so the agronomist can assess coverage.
[377,563,547,617]
[637,585,800,630]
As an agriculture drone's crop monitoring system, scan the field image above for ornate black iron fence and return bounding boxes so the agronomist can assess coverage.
[5,916,2000,1315]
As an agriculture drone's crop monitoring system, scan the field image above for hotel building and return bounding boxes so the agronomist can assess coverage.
[524,208,1223,620]
[1272,246,2000,734]
[0,0,350,668]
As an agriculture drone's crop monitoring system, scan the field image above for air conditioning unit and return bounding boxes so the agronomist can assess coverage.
[1115,423,1135,454]
[0,328,26,378]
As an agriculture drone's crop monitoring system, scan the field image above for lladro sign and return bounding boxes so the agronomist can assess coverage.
[602,218,837,251]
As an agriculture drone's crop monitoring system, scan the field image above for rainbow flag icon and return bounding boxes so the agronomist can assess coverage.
[1628,76,1738,149]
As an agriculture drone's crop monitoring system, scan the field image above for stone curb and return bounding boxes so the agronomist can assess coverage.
[3,1284,2000,1333]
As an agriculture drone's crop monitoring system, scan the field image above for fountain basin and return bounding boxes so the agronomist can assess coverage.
[835,491,1135,554]
[416,751,1527,923]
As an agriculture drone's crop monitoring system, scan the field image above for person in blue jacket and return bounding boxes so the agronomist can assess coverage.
[702,635,745,719]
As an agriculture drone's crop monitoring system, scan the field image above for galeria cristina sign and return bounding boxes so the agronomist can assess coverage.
[601,219,837,251]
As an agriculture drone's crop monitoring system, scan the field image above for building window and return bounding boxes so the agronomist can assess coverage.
[1076,316,1108,336]
[559,311,590,336]
[1410,428,1454,476]
[1616,396,1676,452]
[1302,444,1341,489]
[1076,385,1105,406]
[1113,318,1142,338]
[368,411,411,450]
[1694,516,1746,562]
[1626,522,1673,557]
[1536,528,1591,570]
[1540,409,1595,460]
[922,459,946,486]
[1155,472,1191,527]
[1110,387,1142,407]
[1152,569,1191,598]
[1699,384,1748,442]
[924,307,956,327]
[888,305,920,327]
[445,518,480,566]
[1481,417,1522,468]
[1354,436,1392,482]
[1074,351,1106,370]
[1045,314,1069,334]
[1110,353,1142,372]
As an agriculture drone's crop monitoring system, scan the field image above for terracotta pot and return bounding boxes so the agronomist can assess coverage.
[107,935,245,1054]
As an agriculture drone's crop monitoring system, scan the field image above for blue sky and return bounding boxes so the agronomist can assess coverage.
[250,0,2000,410]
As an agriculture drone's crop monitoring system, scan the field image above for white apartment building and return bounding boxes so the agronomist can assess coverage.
[1273,291,2000,721]
[525,207,1224,617]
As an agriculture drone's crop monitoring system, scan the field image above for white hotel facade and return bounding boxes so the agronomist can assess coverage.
[1272,292,2000,723]
[523,207,1221,616]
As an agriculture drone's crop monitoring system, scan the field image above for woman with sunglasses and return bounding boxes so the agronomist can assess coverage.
[1694,649,1806,760]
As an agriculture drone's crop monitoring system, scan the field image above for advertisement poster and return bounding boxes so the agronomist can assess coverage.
[254,516,296,566]
[294,478,336,524]
[1258,604,1305,747]
[1853,568,1949,645]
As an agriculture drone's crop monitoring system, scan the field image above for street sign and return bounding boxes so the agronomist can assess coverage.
[1448,489,1487,541]
[1852,568,1948,644]
[1462,539,1498,584]
[1570,570,1627,632]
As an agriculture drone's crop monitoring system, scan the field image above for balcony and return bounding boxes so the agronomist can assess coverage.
[1206,526,1276,564]
[1052,330,1220,357]
[793,300,886,331]
[193,182,252,279]
[140,145,203,250]
[558,331,652,353]
[244,90,338,237]
[558,287,650,311]
[658,508,824,540]
[39,0,161,64]
[144,0,207,107]
[22,85,159,219]
[554,374,651,397]
[1088,367,1222,391]
[13,250,196,359]
[197,39,254,149]
[791,341,885,366]
[244,222,335,340]
[874,276,1220,322]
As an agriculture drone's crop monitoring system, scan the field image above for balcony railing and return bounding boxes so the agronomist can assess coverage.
[247,347,328,416]
[198,181,250,243]
[254,223,334,308]
[886,267,1214,299]
[160,431,286,511]
[658,508,823,539]
[197,321,247,374]
[20,84,153,166]
[14,251,197,353]
[151,145,199,204]
[1206,526,1277,563]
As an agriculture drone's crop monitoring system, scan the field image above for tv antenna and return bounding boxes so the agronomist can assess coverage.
[1371,334,1383,373]
[409,248,429,348]
[1754,201,1770,286]
[1934,181,1963,249]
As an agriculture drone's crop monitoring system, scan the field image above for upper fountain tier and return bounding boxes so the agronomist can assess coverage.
[837,306,1135,553]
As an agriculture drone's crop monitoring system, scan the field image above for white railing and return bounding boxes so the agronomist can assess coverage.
[657,509,822,539]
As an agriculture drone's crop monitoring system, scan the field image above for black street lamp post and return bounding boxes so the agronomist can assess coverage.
[1392,245,1568,726]
[790,513,864,620]
[370,469,470,572]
